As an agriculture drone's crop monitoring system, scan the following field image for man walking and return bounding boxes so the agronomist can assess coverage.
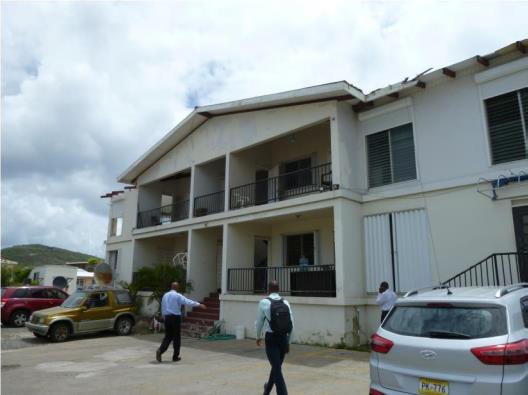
[255,280,293,395]
[156,282,206,363]
[376,281,397,323]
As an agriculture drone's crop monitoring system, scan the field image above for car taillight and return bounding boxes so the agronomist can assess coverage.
[1,298,8,307]
[370,333,393,354]
[369,389,386,395]
[471,339,528,365]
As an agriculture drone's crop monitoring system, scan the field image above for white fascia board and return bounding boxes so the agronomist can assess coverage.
[197,81,365,115]
[474,56,528,84]
[358,97,413,122]
[117,111,208,184]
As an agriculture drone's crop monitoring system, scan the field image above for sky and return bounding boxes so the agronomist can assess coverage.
[1,0,527,257]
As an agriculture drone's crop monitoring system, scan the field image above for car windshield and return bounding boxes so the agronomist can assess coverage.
[61,291,86,308]
[383,304,507,339]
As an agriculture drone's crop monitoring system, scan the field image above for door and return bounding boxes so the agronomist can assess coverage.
[78,292,115,331]
[513,206,528,282]
[254,237,269,293]
[255,170,269,205]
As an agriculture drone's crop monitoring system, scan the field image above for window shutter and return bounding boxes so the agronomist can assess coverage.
[364,214,393,292]
[485,91,527,164]
[391,123,417,183]
[522,88,528,127]
[367,131,391,187]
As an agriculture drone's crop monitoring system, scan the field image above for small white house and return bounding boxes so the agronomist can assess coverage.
[29,265,80,295]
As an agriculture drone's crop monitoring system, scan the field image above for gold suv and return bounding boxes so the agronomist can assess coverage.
[25,287,137,342]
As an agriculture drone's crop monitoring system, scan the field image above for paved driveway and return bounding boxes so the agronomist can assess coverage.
[1,332,370,394]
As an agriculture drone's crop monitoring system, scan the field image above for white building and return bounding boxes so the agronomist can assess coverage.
[104,40,528,346]
[29,265,94,294]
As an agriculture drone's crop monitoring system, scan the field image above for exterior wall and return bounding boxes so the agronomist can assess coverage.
[137,102,336,186]
[188,227,222,302]
[137,176,190,212]
[132,233,188,273]
[193,158,225,197]
[106,240,134,284]
[30,265,78,294]
[107,189,137,242]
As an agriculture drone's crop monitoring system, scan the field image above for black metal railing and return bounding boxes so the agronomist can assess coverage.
[443,252,528,287]
[229,163,333,210]
[227,265,336,297]
[136,200,189,229]
[194,191,225,217]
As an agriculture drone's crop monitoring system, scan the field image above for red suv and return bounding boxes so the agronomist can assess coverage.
[1,286,69,327]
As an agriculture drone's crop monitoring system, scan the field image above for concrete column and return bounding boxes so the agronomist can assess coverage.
[224,153,231,212]
[189,165,196,218]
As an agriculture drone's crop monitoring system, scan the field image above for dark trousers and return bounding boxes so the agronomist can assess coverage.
[158,314,181,358]
[381,310,389,323]
[264,332,288,395]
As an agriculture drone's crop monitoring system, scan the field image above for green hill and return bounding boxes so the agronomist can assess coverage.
[1,244,101,267]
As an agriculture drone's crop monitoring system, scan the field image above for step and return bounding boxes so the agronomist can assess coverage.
[204,300,220,307]
[184,317,215,326]
[187,311,219,320]
[209,292,220,298]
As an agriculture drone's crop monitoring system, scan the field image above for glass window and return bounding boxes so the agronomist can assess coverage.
[521,298,528,328]
[383,304,507,339]
[108,251,118,272]
[30,289,51,298]
[114,291,132,305]
[110,217,123,236]
[62,291,86,308]
[86,292,109,308]
[280,157,312,190]
[12,289,29,298]
[285,233,315,266]
[367,123,417,188]
[49,289,67,299]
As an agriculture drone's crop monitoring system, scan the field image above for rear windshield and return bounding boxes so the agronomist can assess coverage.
[383,304,507,339]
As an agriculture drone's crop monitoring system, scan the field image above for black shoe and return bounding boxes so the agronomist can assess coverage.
[156,350,162,363]
[263,383,269,395]
[172,356,181,362]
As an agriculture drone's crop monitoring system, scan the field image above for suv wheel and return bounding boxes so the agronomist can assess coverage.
[115,316,133,336]
[10,310,29,327]
[50,322,70,342]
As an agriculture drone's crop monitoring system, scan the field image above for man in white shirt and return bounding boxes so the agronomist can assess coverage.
[255,280,293,395]
[376,281,397,323]
[156,282,206,363]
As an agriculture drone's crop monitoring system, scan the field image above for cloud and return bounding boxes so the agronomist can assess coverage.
[1,0,527,255]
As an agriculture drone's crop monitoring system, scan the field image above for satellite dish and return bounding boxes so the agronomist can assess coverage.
[53,276,68,289]
[94,262,113,285]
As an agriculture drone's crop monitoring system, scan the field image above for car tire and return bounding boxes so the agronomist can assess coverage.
[10,310,29,327]
[50,322,70,342]
[33,332,47,339]
[115,316,133,336]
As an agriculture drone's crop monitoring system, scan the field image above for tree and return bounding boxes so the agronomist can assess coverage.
[1,266,32,286]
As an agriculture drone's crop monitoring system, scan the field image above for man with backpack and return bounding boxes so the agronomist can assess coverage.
[255,280,294,395]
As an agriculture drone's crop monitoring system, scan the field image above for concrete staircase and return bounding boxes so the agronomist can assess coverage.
[181,292,220,338]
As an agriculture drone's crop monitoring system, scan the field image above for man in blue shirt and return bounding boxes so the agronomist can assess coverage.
[156,282,206,362]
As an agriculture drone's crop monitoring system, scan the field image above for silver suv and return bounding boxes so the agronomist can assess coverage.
[369,284,528,395]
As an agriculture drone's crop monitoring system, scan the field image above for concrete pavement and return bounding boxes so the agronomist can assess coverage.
[1,332,370,394]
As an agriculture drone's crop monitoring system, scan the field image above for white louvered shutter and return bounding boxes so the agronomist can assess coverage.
[364,214,393,292]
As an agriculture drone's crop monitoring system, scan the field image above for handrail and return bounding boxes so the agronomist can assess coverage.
[442,252,527,287]
[137,200,189,228]
[194,190,225,217]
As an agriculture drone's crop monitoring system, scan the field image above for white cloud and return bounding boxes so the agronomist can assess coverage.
[1,0,527,255]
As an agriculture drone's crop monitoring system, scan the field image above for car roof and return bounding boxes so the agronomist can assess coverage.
[398,286,528,304]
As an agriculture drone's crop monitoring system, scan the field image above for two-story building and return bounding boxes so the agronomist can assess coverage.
[104,40,528,346]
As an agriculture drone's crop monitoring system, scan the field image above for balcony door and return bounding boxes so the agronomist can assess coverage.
[254,237,269,293]
[513,206,528,282]
[255,170,269,205]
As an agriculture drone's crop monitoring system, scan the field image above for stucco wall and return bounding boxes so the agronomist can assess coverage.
[188,227,222,302]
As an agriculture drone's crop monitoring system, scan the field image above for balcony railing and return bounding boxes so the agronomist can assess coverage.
[229,162,333,210]
[194,190,225,217]
[136,200,189,229]
[227,265,336,297]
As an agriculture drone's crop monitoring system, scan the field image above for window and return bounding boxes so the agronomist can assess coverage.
[364,209,433,292]
[76,278,85,288]
[383,305,507,339]
[485,88,528,164]
[367,123,416,188]
[110,217,123,236]
[33,272,40,281]
[114,291,132,305]
[87,292,109,308]
[285,233,315,266]
[12,289,29,298]
[280,157,312,190]
[30,289,51,298]
[521,297,528,328]
[108,250,118,272]
[48,289,67,299]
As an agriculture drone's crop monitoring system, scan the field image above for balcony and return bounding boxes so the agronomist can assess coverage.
[229,162,332,210]
[193,191,225,217]
[137,200,189,229]
[227,265,336,297]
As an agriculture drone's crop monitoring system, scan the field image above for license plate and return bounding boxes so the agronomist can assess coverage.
[419,378,449,395]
